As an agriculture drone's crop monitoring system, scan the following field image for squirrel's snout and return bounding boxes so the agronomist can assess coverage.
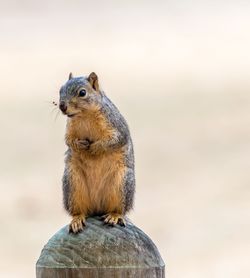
[59,101,67,113]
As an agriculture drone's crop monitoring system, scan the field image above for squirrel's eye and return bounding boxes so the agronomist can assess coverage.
[79,89,87,97]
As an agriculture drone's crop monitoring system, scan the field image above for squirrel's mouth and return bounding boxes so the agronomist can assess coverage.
[67,113,76,118]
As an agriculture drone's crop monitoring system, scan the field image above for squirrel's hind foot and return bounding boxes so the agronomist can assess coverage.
[69,215,86,234]
[102,213,126,227]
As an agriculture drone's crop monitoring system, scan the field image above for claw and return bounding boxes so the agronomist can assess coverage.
[102,213,126,227]
[118,218,126,227]
[69,215,86,234]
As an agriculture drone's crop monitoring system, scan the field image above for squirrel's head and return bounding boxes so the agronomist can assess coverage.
[59,72,102,118]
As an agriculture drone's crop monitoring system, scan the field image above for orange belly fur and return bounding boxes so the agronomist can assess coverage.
[65,106,126,216]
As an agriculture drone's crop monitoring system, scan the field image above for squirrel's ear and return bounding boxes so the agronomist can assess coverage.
[68,72,73,80]
[87,72,99,91]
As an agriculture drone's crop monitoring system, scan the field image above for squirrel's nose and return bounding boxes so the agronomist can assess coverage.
[59,101,67,113]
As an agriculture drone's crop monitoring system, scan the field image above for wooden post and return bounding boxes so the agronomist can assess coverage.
[36,217,165,277]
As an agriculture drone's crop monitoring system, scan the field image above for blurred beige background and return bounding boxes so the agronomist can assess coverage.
[0,0,250,277]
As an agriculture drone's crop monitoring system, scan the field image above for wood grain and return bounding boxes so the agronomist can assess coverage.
[36,217,165,277]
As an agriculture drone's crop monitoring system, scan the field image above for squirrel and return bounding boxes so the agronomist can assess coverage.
[58,72,135,233]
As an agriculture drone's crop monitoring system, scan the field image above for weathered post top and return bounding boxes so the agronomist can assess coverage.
[36,217,165,278]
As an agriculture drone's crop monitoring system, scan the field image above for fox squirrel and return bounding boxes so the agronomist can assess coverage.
[58,72,135,233]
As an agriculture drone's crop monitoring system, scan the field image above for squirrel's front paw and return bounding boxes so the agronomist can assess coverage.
[89,141,105,155]
[75,139,91,150]
[69,215,86,233]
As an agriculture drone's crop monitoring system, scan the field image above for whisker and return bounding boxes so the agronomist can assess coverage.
[50,107,58,116]
[54,109,60,122]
